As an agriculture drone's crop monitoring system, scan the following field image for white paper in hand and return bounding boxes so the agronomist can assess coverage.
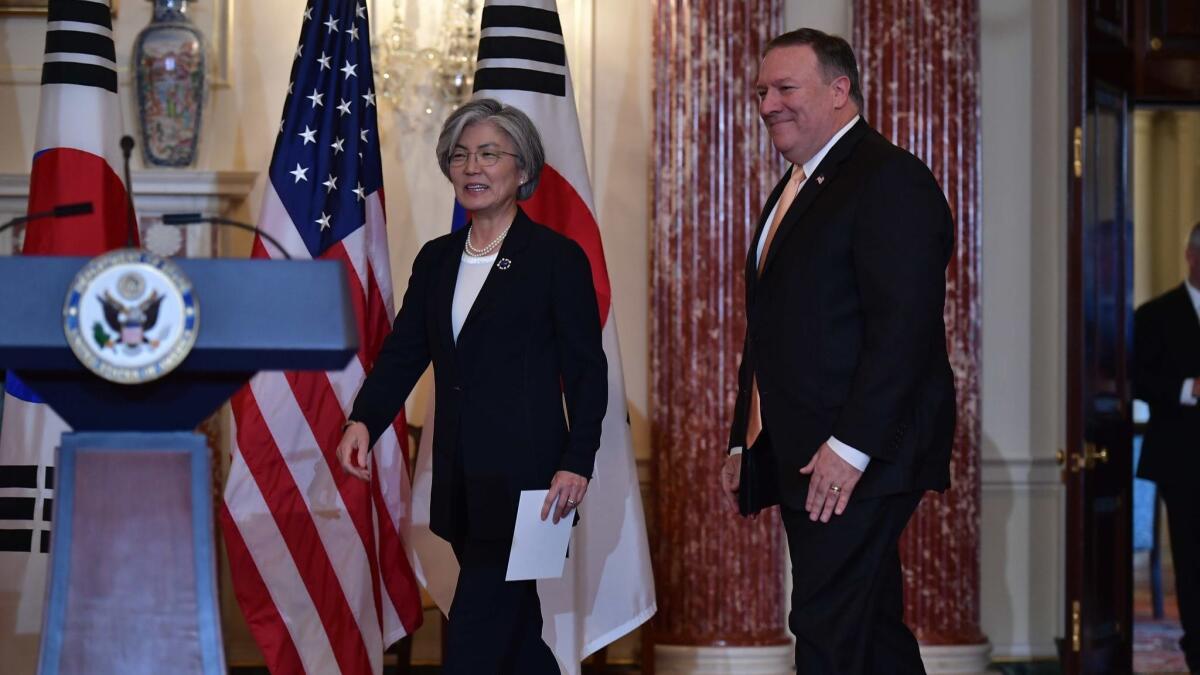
[506,489,574,581]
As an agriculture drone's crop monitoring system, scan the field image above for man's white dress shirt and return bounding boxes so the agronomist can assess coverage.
[1180,281,1200,405]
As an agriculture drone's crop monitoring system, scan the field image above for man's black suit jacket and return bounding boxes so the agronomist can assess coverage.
[728,119,957,506]
[1134,283,1200,489]
[350,208,607,543]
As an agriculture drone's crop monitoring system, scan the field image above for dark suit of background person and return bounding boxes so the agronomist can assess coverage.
[1134,234,1200,673]
[722,30,956,674]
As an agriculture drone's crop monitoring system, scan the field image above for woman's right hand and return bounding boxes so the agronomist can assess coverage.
[337,422,371,481]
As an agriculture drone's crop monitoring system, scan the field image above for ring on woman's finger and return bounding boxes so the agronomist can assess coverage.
[566,499,578,506]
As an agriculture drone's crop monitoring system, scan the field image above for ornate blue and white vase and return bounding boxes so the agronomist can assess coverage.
[133,0,206,167]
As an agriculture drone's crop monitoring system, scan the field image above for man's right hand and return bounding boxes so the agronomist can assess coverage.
[336,422,371,481]
[720,453,741,511]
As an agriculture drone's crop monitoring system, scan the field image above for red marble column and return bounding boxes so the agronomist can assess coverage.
[649,0,788,653]
[854,0,987,649]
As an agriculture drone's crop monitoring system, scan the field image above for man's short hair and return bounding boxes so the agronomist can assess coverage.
[1189,222,1200,250]
[764,28,864,111]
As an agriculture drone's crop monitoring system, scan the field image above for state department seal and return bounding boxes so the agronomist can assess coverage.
[63,249,199,384]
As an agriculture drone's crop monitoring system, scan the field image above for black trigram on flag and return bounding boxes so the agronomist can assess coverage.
[41,0,119,93]
[0,465,53,554]
[474,4,568,97]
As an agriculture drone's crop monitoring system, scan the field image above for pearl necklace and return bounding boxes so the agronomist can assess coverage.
[464,224,511,257]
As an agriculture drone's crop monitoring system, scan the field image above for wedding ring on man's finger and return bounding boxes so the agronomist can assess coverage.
[829,485,842,494]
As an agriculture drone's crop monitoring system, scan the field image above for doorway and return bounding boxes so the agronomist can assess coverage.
[1064,1,1200,673]
[1130,107,1200,674]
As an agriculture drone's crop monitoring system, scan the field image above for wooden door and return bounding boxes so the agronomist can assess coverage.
[1064,0,1135,672]
[1135,0,1200,99]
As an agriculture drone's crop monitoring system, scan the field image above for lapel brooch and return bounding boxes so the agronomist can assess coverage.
[816,175,825,185]
[497,257,512,270]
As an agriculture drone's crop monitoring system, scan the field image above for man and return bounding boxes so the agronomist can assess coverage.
[719,29,956,674]
[1133,223,1200,674]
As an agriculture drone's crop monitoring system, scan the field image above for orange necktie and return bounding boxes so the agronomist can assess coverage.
[747,166,805,447]
[757,167,805,276]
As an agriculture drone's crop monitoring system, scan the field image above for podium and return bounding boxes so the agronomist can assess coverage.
[0,255,358,674]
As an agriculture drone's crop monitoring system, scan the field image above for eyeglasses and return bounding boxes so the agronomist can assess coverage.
[448,150,520,167]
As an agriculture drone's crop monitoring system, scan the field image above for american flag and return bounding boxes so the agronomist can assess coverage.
[219,2,422,673]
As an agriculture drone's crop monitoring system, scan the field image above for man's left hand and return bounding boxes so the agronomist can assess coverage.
[799,443,863,523]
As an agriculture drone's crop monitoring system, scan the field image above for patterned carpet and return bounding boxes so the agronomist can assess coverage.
[1136,584,1190,674]
[1135,618,1189,674]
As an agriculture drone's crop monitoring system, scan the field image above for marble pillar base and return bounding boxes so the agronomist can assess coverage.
[654,645,794,675]
[919,641,993,674]
[654,641,992,674]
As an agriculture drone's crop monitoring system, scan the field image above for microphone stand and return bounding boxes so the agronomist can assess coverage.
[120,135,139,248]
[160,214,294,261]
[0,202,95,237]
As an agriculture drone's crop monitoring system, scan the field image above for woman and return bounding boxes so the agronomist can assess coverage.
[336,98,607,674]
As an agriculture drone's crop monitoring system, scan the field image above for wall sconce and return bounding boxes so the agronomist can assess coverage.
[372,0,481,130]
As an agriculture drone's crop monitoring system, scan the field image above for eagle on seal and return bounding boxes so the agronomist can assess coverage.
[98,290,165,350]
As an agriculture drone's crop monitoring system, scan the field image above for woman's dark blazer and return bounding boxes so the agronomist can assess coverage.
[349,207,607,543]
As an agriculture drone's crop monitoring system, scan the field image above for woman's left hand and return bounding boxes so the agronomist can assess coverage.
[542,470,588,524]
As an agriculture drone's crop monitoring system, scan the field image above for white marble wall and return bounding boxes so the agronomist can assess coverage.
[979,0,1067,659]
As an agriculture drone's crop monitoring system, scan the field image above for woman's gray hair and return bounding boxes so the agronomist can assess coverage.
[435,98,545,201]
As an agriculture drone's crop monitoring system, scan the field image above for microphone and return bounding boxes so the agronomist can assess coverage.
[120,135,138,247]
[50,202,94,218]
[0,201,94,236]
[159,212,294,260]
